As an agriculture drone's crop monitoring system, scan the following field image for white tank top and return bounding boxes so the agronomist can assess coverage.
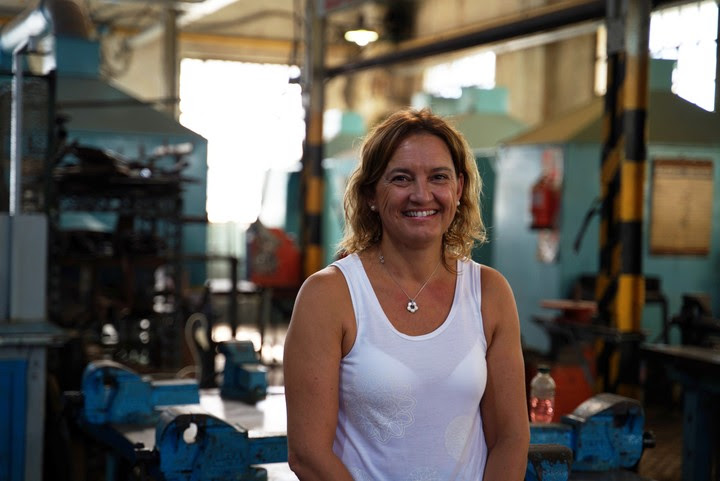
[332,253,488,481]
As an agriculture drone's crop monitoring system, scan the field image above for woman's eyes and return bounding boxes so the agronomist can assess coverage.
[391,175,411,183]
[390,173,450,183]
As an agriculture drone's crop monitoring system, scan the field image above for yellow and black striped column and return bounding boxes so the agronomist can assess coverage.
[301,1,326,278]
[597,0,650,333]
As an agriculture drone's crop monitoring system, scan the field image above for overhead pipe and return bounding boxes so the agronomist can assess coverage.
[0,0,53,54]
[1,0,55,217]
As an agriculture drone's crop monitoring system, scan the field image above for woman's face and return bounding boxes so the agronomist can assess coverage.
[371,133,464,249]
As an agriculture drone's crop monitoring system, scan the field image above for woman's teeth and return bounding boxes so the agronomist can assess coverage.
[405,210,437,217]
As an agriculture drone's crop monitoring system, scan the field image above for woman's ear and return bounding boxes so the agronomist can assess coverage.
[456,172,465,201]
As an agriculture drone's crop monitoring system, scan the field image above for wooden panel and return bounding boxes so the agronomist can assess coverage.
[649,159,714,255]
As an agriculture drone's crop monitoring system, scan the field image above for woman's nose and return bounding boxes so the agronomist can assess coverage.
[409,180,432,202]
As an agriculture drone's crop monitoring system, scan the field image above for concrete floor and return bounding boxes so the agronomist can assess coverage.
[636,406,683,481]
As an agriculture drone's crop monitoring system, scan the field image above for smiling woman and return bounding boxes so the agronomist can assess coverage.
[283,108,530,481]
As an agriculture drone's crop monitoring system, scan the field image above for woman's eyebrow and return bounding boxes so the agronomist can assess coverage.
[385,167,412,175]
[386,166,453,174]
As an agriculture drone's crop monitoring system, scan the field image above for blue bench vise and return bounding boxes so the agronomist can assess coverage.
[156,406,288,481]
[82,360,200,424]
[530,392,654,472]
[219,340,268,403]
[525,444,573,481]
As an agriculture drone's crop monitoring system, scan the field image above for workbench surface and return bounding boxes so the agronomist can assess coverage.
[114,386,288,445]
[641,343,720,370]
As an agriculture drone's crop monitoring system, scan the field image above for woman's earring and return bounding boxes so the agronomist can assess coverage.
[370,205,377,211]
[456,200,460,206]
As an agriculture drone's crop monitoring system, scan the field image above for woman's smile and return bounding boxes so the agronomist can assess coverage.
[405,209,438,218]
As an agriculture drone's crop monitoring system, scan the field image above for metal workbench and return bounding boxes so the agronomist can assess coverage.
[641,343,720,481]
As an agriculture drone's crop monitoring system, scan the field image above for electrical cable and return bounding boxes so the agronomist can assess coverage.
[573,196,603,253]
[181,311,209,381]
[289,0,302,69]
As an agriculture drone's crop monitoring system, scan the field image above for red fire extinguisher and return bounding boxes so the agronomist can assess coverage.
[531,175,560,229]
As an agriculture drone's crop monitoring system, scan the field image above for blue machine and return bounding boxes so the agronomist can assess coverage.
[156,406,288,481]
[219,340,269,403]
[530,393,652,472]
[82,360,200,424]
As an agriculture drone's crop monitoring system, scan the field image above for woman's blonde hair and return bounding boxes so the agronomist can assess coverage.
[338,108,486,260]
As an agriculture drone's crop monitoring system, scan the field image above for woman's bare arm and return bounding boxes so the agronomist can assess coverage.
[283,267,355,480]
[480,266,530,480]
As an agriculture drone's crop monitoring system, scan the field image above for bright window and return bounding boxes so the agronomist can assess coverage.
[422,51,496,98]
[649,0,717,111]
[179,59,305,225]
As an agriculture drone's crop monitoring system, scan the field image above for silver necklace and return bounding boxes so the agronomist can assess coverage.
[379,254,442,313]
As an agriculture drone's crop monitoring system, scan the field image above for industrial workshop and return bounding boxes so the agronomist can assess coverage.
[1,0,719,480]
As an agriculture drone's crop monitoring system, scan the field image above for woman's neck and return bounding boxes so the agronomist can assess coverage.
[372,241,445,278]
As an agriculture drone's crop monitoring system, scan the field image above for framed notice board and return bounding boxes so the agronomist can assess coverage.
[649,158,714,255]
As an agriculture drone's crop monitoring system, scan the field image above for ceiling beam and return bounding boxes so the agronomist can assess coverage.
[325,0,606,78]
[324,0,684,78]
[127,0,237,48]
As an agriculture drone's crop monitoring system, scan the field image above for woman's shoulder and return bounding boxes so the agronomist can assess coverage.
[295,255,361,310]
[477,263,509,287]
[298,262,349,296]
[477,265,514,302]
[458,258,511,291]
[477,264,518,333]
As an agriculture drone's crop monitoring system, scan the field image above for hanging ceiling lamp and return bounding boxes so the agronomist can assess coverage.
[344,14,378,47]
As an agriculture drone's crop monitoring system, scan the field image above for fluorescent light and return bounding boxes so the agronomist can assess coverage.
[344,27,378,46]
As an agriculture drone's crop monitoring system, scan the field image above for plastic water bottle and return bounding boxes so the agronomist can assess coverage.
[529,364,556,423]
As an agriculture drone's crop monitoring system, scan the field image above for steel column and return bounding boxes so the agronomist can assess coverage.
[598,0,649,334]
[163,6,179,119]
[715,0,719,113]
[300,1,326,277]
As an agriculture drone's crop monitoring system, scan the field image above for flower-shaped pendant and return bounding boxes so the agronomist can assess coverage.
[407,300,419,313]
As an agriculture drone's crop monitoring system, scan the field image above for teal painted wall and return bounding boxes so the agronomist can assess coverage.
[560,144,720,342]
[471,155,496,266]
[497,142,720,350]
[493,146,561,352]
[642,150,720,323]
[322,157,357,265]
[557,143,601,296]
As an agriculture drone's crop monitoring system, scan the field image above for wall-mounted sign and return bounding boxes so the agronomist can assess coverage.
[650,158,714,255]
